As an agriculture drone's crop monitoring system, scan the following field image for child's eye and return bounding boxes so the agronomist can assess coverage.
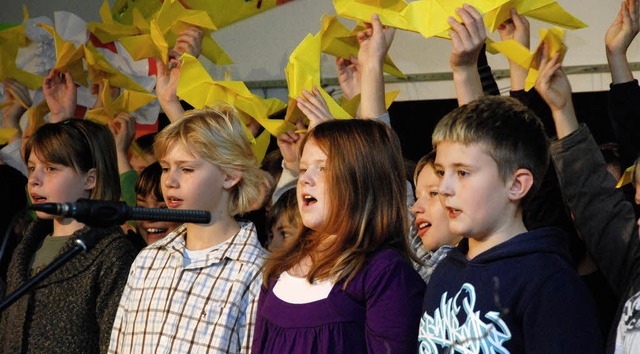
[299,168,308,174]
[282,232,291,238]
[45,166,58,172]
[457,170,469,177]
[181,168,194,173]
[434,169,445,177]
[429,191,439,197]
[318,166,326,172]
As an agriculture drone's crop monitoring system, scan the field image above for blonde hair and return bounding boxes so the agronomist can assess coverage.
[154,105,263,216]
[432,96,549,206]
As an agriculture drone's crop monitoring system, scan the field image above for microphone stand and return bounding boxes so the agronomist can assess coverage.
[0,229,101,312]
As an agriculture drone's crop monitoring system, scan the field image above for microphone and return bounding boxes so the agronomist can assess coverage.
[30,199,211,227]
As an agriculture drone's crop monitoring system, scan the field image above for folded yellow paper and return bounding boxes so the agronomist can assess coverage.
[38,24,88,87]
[484,0,587,33]
[320,14,406,78]
[85,79,156,125]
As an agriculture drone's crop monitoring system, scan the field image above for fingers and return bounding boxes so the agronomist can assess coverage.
[297,87,333,129]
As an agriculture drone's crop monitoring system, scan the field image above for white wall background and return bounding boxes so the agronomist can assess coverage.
[1,0,637,101]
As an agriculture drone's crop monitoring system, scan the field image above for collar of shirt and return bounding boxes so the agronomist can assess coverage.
[147,221,267,269]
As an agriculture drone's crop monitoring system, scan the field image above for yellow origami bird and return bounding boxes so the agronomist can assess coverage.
[320,14,406,79]
[85,79,156,125]
[489,27,566,91]
[84,43,149,92]
[334,0,509,39]
[176,53,293,160]
[285,32,351,124]
[118,0,232,66]
[484,0,587,33]
[38,24,88,87]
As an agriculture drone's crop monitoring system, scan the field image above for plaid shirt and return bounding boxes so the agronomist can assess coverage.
[109,221,267,354]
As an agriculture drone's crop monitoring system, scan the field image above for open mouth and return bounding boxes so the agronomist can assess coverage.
[30,194,47,203]
[302,194,317,206]
[146,228,168,235]
[447,207,462,218]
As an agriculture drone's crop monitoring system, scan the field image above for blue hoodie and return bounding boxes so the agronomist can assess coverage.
[419,227,603,353]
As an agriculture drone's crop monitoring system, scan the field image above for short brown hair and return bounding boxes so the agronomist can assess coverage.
[432,96,549,206]
[24,119,120,201]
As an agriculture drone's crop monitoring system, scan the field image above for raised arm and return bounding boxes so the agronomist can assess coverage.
[155,58,184,122]
[448,4,486,106]
[534,46,578,138]
[498,8,531,92]
[606,0,640,84]
[357,14,395,119]
[538,46,640,296]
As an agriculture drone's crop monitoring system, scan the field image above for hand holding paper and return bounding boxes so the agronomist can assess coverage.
[321,14,405,78]
[484,0,587,33]
[38,24,87,87]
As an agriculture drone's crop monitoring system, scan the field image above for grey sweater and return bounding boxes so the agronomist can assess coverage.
[0,220,139,353]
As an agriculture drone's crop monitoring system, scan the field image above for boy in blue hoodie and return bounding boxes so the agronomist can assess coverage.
[418,94,604,353]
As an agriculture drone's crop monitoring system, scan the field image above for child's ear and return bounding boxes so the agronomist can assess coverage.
[223,173,242,190]
[508,168,534,201]
[84,168,97,191]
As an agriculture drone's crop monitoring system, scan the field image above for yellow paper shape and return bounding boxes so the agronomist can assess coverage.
[490,27,566,91]
[85,79,156,125]
[83,43,149,92]
[334,0,510,39]
[617,165,635,188]
[484,0,587,33]
[38,24,88,87]
[177,53,294,137]
[0,7,42,90]
[119,0,232,65]
[339,90,399,117]
[320,14,406,79]
[285,33,351,124]
[0,128,19,145]
[25,100,49,138]
[0,43,43,90]
[86,0,142,43]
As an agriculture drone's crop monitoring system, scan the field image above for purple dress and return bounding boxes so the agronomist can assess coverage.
[252,249,426,354]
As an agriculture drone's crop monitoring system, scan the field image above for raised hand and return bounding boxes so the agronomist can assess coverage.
[497,8,530,90]
[606,0,640,83]
[336,55,361,100]
[172,26,204,59]
[296,87,334,130]
[43,68,77,122]
[357,13,396,69]
[155,57,184,122]
[606,0,640,56]
[448,4,486,105]
[276,118,306,173]
[535,44,578,138]
[108,112,136,173]
[449,4,487,70]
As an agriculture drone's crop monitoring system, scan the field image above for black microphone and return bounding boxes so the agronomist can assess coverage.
[30,199,211,227]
